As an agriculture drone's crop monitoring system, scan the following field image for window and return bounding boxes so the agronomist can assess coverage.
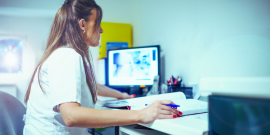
[0,38,23,73]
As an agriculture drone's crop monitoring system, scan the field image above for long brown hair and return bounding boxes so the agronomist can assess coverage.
[24,0,102,104]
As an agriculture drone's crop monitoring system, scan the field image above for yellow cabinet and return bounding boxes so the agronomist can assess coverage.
[99,22,133,58]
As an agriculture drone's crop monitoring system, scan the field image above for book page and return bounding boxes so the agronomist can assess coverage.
[127,92,186,109]
[184,113,208,121]
[172,99,208,115]
[103,92,186,108]
[130,99,208,116]
[127,92,186,104]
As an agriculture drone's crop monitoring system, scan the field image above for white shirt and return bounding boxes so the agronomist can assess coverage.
[23,48,95,135]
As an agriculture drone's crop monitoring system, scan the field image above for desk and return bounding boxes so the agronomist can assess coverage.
[95,97,208,135]
[138,113,208,135]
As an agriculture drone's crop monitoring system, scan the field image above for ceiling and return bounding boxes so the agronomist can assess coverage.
[0,0,64,17]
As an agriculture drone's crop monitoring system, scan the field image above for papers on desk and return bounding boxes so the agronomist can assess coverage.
[103,92,208,115]
[129,99,207,115]
[184,113,208,121]
[171,99,208,115]
[127,92,186,104]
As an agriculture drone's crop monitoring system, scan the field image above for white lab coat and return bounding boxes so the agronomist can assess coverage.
[23,47,95,135]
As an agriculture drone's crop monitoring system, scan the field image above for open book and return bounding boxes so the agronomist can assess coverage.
[103,92,208,115]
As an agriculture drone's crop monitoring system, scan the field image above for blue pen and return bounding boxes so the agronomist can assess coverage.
[166,104,180,107]
[145,104,180,107]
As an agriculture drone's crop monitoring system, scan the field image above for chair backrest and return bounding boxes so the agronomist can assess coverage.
[0,91,26,135]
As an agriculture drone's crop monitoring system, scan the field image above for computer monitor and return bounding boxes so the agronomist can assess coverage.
[106,42,128,52]
[209,95,270,134]
[107,45,160,87]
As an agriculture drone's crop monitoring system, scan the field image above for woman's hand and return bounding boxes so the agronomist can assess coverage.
[118,92,135,99]
[138,100,182,124]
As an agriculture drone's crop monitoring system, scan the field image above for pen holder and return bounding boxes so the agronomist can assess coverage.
[167,84,182,93]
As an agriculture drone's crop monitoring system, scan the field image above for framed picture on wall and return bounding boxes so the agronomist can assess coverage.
[0,33,35,85]
[0,34,27,74]
[0,38,23,73]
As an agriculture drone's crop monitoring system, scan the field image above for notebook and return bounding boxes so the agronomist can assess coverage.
[103,92,208,115]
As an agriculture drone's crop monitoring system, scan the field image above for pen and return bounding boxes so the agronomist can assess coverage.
[145,104,180,107]
[166,104,180,107]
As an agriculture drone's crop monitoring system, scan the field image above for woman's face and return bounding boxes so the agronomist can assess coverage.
[81,9,103,47]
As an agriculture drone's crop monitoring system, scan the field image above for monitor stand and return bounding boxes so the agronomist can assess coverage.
[129,86,142,97]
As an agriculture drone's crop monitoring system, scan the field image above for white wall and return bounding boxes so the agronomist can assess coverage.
[0,16,52,104]
[0,0,133,64]
[0,0,132,104]
[91,0,132,70]
[1,0,270,104]
[96,0,132,24]
[130,0,270,85]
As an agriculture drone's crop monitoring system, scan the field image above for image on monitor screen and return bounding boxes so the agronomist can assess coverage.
[108,46,159,86]
[0,38,23,73]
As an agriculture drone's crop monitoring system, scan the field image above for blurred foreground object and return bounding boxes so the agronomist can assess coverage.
[0,91,26,135]
[209,95,270,134]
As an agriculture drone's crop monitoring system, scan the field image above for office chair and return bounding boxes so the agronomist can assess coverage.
[0,91,26,135]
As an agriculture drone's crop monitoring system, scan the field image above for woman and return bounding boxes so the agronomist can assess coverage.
[23,0,181,134]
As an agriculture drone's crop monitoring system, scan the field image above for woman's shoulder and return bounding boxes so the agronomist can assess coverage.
[45,47,83,66]
[52,47,82,59]
[53,47,80,56]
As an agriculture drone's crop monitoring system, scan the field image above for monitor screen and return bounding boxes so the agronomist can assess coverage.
[209,95,270,135]
[108,46,159,86]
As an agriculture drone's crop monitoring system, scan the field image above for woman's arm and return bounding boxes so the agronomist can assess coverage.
[60,100,180,128]
[97,84,134,99]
